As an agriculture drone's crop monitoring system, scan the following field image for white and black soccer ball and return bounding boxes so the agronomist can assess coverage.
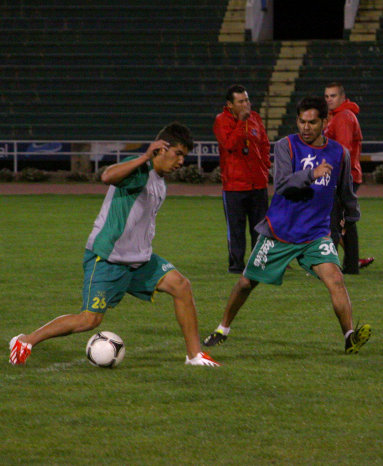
[86,331,125,368]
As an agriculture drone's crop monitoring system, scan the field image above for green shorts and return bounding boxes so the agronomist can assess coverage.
[244,235,340,285]
[82,249,176,313]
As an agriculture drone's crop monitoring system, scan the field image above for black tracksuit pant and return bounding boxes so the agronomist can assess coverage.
[330,183,360,274]
[223,188,269,273]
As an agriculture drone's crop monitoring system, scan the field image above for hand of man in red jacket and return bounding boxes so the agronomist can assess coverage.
[238,109,251,121]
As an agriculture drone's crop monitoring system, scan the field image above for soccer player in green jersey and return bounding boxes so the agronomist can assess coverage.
[10,122,220,367]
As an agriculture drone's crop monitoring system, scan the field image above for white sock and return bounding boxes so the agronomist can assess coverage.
[344,329,354,340]
[217,324,230,336]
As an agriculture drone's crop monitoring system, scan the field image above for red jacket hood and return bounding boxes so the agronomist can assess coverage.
[331,99,359,116]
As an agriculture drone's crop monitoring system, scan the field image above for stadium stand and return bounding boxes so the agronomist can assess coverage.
[219,0,247,42]
[1,0,382,143]
[274,0,383,141]
[259,41,308,141]
[0,0,279,141]
[349,0,383,40]
[277,41,383,141]
[376,1,383,39]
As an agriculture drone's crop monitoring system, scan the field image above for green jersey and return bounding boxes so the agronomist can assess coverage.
[86,156,166,266]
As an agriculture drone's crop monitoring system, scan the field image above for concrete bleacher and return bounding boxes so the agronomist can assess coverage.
[2,1,382,143]
[276,41,383,141]
[375,5,383,39]
[0,0,281,141]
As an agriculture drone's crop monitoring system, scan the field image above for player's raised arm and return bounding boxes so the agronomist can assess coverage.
[101,140,169,185]
[273,137,315,195]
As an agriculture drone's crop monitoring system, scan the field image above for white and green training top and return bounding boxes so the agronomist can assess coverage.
[86,156,166,266]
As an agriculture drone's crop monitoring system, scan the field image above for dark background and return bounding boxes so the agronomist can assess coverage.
[274,0,345,40]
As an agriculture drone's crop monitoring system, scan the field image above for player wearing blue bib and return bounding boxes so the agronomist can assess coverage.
[10,123,220,367]
[265,134,344,243]
[204,96,371,355]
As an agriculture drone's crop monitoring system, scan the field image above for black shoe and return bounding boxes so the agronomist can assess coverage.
[203,331,227,347]
[345,324,371,354]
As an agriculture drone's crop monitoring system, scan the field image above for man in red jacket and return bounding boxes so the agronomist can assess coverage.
[324,82,374,273]
[214,84,271,273]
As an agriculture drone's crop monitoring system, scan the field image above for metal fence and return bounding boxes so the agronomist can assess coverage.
[0,140,221,173]
[1,139,383,174]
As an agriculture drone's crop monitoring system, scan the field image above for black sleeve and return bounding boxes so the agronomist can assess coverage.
[337,149,360,223]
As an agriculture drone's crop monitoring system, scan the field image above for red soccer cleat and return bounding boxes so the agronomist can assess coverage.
[9,334,32,365]
[358,257,375,269]
[185,351,221,366]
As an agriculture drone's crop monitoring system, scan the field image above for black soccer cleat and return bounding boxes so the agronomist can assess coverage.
[203,330,227,347]
[345,324,371,354]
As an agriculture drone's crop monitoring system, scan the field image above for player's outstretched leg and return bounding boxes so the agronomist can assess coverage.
[9,311,104,365]
[313,262,371,354]
[203,276,258,347]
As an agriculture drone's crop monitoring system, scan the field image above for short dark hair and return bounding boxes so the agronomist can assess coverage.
[296,96,328,119]
[325,81,345,95]
[156,122,194,151]
[226,84,247,103]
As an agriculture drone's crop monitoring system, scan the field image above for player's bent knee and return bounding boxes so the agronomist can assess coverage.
[81,311,103,331]
[323,267,345,290]
[238,275,253,290]
[172,275,192,298]
[158,270,191,296]
[176,275,192,293]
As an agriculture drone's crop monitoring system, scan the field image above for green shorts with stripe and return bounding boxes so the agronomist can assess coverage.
[244,235,340,285]
[82,249,176,313]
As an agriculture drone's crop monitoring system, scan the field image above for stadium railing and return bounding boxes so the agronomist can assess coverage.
[2,140,383,174]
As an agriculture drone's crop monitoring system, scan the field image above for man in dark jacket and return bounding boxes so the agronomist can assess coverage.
[214,84,271,273]
[324,82,374,273]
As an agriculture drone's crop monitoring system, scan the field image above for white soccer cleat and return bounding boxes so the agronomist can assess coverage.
[185,351,221,367]
[9,334,32,365]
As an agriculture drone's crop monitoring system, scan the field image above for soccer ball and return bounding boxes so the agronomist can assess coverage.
[86,331,125,368]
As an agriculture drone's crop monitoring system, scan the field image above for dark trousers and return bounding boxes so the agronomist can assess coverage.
[223,189,269,273]
[330,183,360,274]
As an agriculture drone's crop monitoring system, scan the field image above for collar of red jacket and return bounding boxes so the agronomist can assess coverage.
[223,105,236,119]
[330,98,360,116]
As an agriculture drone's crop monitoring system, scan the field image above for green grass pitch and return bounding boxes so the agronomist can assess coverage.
[2,194,383,464]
